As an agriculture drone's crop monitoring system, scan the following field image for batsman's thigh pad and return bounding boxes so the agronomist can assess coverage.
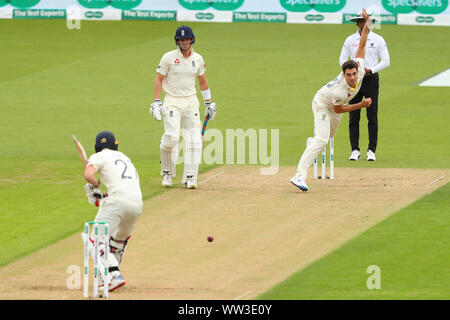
[163,106,181,136]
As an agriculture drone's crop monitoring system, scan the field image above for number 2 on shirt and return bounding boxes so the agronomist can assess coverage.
[115,159,138,180]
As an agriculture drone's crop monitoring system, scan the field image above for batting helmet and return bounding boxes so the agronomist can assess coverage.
[174,25,195,45]
[95,131,118,153]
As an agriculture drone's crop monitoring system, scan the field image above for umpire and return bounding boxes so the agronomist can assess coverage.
[339,11,390,161]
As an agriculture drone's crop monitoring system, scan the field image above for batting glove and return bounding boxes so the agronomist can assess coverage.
[84,183,103,205]
[150,99,166,121]
[204,101,217,121]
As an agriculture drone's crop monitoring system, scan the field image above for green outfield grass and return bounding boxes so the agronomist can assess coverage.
[258,182,450,300]
[0,19,449,301]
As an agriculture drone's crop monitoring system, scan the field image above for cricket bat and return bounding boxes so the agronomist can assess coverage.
[72,134,103,207]
[72,134,88,168]
[201,114,210,144]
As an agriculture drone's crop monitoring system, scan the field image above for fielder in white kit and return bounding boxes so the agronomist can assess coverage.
[150,25,217,189]
[84,131,143,291]
[290,9,373,192]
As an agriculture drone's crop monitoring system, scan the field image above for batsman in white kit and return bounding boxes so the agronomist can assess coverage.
[290,9,373,192]
[84,131,143,291]
[150,25,217,189]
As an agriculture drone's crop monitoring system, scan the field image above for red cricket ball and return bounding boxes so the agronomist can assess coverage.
[207,236,214,242]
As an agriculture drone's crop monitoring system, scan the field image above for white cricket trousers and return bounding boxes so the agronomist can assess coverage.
[161,94,202,181]
[296,101,342,180]
[163,94,201,139]
[95,197,142,240]
[94,196,143,267]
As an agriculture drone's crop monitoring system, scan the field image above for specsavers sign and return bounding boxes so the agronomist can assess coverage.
[1,0,450,26]
[77,0,142,10]
[280,0,346,12]
[382,0,448,14]
[178,0,244,11]
[0,0,41,8]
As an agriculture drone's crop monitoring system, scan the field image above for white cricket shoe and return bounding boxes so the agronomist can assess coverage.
[348,150,361,161]
[162,173,172,187]
[100,271,126,292]
[185,178,198,189]
[367,150,376,161]
[290,174,309,192]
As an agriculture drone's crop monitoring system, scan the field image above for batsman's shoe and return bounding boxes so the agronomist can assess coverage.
[185,178,198,189]
[162,173,172,187]
[290,174,309,192]
[348,150,361,161]
[100,272,126,292]
[367,150,376,161]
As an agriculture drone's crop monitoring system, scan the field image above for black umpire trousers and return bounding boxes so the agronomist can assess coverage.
[348,72,379,153]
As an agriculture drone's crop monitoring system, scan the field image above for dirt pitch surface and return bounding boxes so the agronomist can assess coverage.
[0,166,448,300]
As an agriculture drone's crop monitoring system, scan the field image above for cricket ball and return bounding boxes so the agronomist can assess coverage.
[207,236,214,242]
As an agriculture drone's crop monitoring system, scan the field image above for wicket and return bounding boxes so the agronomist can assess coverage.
[310,137,334,180]
[82,221,110,299]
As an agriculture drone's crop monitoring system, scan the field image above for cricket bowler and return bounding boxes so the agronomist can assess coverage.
[290,9,373,192]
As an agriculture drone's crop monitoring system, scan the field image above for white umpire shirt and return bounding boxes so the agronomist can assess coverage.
[339,30,390,73]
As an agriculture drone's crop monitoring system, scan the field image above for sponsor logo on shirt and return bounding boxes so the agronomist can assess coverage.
[174,59,180,65]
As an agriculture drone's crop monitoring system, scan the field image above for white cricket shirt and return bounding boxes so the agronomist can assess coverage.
[88,149,143,203]
[339,31,390,74]
[156,49,206,97]
[313,57,366,112]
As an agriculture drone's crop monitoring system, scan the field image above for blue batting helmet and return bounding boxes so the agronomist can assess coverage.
[95,131,118,153]
[174,25,195,45]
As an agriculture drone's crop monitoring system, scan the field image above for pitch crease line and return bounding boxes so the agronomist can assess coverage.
[199,171,224,185]
[426,174,446,187]
[233,291,251,300]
